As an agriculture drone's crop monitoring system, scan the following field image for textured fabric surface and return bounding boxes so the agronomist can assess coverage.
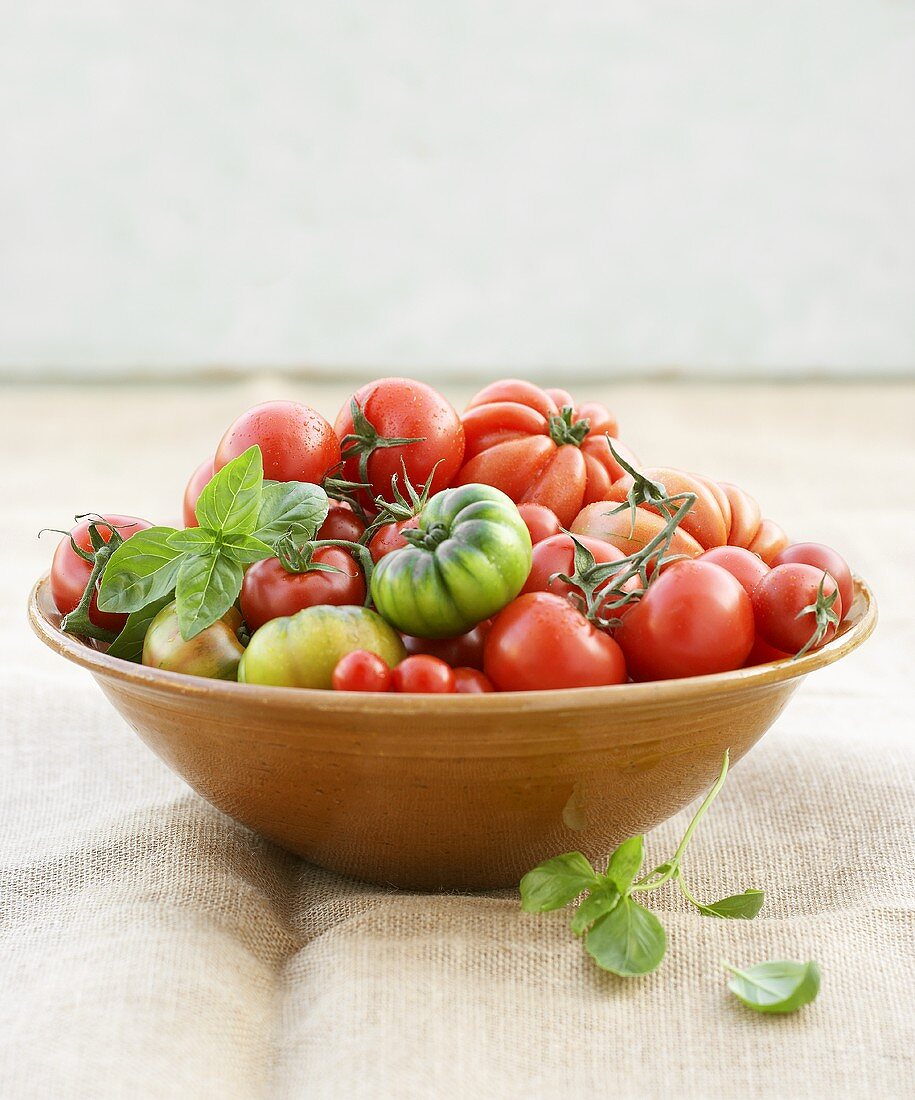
[2,381,913,1099]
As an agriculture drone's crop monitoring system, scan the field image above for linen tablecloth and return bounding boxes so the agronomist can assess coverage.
[2,380,913,1098]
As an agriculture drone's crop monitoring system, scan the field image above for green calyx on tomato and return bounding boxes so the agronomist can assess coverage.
[239,604,406,689]
[370,484,533,639]
[339,397,425,495]
[547,406,591,448]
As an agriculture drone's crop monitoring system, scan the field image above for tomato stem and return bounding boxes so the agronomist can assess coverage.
[548,406,591,448]
[339,398,426,495]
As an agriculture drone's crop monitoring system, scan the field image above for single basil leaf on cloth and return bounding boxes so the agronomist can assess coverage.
[696,889,764,920]
[605,835,644,894]
[585,896,667,977]
[175,551,244,641]
[725,959,821,1014]
[168,529,217,554]
[105,594,173,663]
[97,527,183,613]
[519,852,601,913]
[219,533,275,565]
[195,445,263,535]
[570,882,620,936]
[255,480,330,544]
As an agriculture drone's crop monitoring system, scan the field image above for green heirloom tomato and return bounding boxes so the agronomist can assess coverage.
[142,602,245,680]
[369,484,533,638]
[238,604,406,689]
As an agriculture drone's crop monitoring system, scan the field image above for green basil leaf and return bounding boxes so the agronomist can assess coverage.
[585,896,667,976]
[195,446,263,534]
[725,960,820,1014]
[255,480,329,544]
[106,594,172,663]
[175,552,244,640]
[519,852,601,913]
[696,889,765,920]
[219,533,275,565]
[570,883,620,937]
[606,835,644,894]
[96,527,183,613]
[168,529,217,553]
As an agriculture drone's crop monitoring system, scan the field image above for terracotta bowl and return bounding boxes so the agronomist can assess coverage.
[29,574,876,891]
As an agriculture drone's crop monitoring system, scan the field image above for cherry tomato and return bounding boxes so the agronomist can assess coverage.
[239,548,366,631]
[400,621,492,670]
[50,514,153,633]
[332,649,393,692]
[484,592,627,691]
[751,564,842,655]
[334,378,465,512]
[453,667,495,693]
[368,517,418,562]
[454,379,626,527]
[392,655,457,694]
[183,457,215,527]
[771,542,853,622]
[517,503,562,544]
[744,637,792,667]
[615,560,755,681]
[698,546,770,598]
[318,503,366,543]
[215,401,341,483]
[521,533,632,617]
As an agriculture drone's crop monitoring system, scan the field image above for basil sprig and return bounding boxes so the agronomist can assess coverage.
[98,446,328,641]
[520,752,766,978]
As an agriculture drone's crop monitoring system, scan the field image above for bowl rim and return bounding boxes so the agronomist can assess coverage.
[27,572,878,713]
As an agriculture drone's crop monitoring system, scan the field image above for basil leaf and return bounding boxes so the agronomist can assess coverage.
[255,480,329,544]
[585,896,667,976]
[97,527,183,613]
[725,960,820,1014]
[168,529,217,553]
[219,533,275,565]
[106,595,172,663]
[606,835,644,894]
[175,552,244,640]
[697,889,764,920]
[195,446,263,534]
[570,883,620,936]
[520,852,601,913]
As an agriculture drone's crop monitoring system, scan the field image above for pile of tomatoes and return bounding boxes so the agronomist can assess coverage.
[49,377,853,694]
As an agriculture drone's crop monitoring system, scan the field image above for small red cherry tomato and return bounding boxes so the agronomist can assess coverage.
[332,650,393,692]
[50,514,153,633]
[400,621,492,670]
[391,655,457,693]
[215,400,341,483]
[517,503,562,544]
[484,592,627,691]
[521,533,630,617]
[239,548,366,631]
[453,667,496,693]
[368,518,418,562]
[771,542,853,622]
[182,457,215,527]
[318,503,366,543]
[615,560,755,681]
[751,564,842,655]
[698,545,770,598]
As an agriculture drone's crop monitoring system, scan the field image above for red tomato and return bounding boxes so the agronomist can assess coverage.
[517,503,562,544]
[521,533,633,618]
[746,518,790,566]
[484,593,627,691]
[454,667,495,693]
[744,637,792,667]
[50,515,153,633]
[606,468,730,549]
[771,542,853,622]
[751,564,842,655]
[400,621,491,670]
[215,401,341,483]
[368,518,418,562]
[332,650,393,692]
[239,548,366,631]
[392,655,457,693]
[318,503,366,543]
[571,501,704,562]
[334,379,464,511]
[615,560,755,681]
[454,379,628,526]
[698,546,770,598]
[182,457,215,528]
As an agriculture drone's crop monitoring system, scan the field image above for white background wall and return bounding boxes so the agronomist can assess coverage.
[1,1,913,380]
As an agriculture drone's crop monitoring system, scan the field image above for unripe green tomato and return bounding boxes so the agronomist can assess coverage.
[238,604,406,689]
[370,484,533,638]
[142,603,245,680]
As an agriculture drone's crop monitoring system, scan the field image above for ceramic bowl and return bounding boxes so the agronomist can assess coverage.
[29,574,876,890]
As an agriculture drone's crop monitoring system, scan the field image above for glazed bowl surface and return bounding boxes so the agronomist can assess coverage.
[29,575,876,890]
